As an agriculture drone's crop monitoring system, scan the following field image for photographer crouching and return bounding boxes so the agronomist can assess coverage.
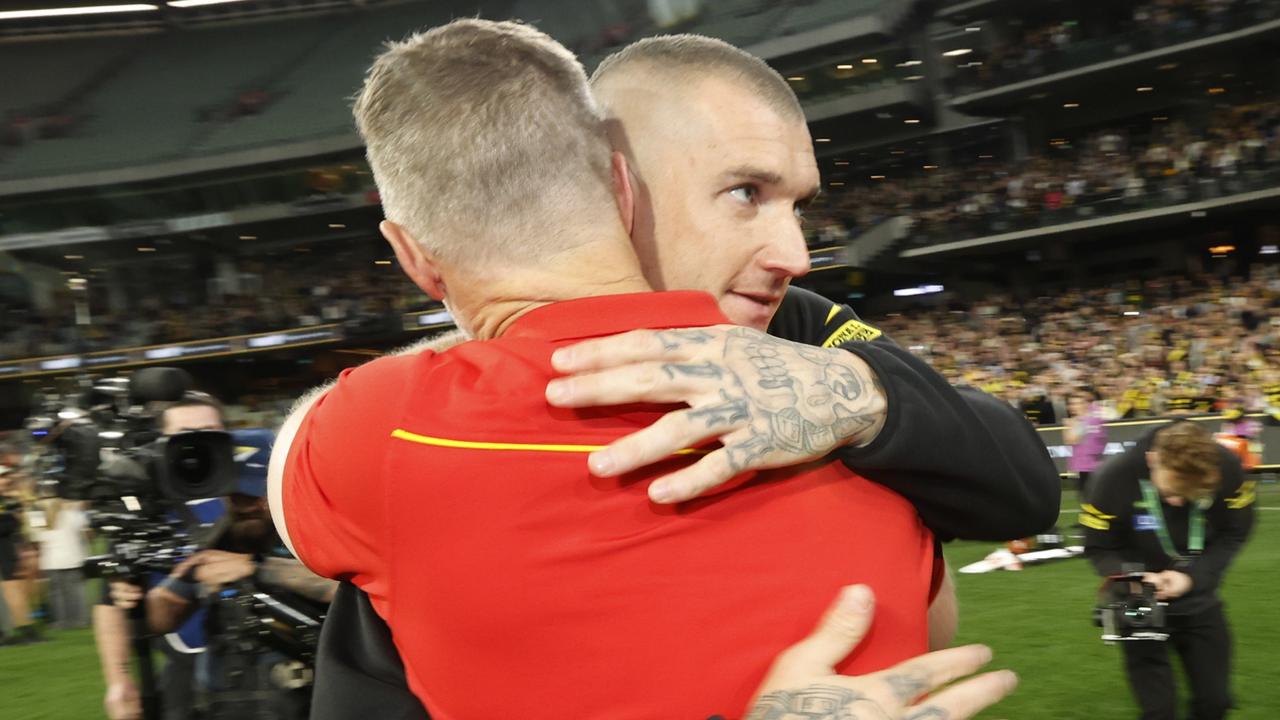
[107,422,335,720]
[1083,421,1256,720]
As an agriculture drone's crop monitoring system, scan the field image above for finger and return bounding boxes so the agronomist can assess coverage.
[903,670,1019,720]
[550,328,723,373]
[773,585,877,676]
[647,447,740,504]
[172,554,203,574]
[547,362,720,408]
[875,644,995,699]
[590,406,747,478]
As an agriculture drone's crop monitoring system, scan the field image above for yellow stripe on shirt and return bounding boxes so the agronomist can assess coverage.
[390,428,708,456]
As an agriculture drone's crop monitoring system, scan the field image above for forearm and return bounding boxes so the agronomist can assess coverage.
[838,342,1060,541]
[257,557,338,603]
[1062,422,1080,445]
[1085,547,1127,577]
[92,604,135,686]
[144,586,196,634]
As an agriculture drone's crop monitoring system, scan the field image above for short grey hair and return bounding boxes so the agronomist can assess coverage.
[590,34,804,122]
[355,19,614,265]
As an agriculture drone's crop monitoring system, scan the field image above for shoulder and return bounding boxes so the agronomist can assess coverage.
[315,353,432,417]
[1212,444,1247,499]
[770,286,883,347]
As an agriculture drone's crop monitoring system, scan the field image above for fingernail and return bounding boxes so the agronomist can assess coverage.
[649,481,672,503]
[588,451,614,476]
[546,380,569,404]
[842,585,874,612]
[1002,670,1020,690]
[976,645,994,663]
[551,347,574,368]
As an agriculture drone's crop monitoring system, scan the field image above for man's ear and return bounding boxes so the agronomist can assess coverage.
[381,220,446,301]
[610,150,636,235]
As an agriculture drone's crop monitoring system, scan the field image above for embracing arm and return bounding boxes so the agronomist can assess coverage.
[771,288,1060,541]
[837,340,1061,541]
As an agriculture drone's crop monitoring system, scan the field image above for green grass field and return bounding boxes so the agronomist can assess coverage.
[1,484,1275,720]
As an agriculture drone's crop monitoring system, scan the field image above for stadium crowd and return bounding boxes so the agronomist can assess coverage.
[882,265,1280,426]
[0,251,427,360]
[951,0,1278,93]
[810,95,1280,245]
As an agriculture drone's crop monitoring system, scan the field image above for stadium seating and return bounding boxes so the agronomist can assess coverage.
[0,0,912,180]
[0,35,136,117]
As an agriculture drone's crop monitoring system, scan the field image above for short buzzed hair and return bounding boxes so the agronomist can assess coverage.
[590,34,804,122]
[355,19,614,265]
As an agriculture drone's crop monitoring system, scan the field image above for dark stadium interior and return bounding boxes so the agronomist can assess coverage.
[2,0,1280,718]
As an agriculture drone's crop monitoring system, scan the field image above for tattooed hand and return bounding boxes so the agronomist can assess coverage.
[744,585,1017,720]
[545,325,887,503]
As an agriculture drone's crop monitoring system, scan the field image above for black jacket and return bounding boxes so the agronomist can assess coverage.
[769,287,1060,541]
[1082,425,1256,615]
[310,286,1063,720]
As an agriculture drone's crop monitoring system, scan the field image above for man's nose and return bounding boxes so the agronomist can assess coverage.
[758,217,811,279]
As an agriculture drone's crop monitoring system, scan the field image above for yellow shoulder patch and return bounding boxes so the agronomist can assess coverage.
[825,303,842,325]
[1080,513,1111,531]
[822,319,883,347]
[1080,503,1114,531]
[1227,480,1257,510]
[1081,503,1115,520]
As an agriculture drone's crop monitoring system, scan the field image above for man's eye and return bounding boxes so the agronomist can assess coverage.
[728,185,758,204]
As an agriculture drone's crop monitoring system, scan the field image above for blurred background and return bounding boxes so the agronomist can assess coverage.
[0,0,1278,718]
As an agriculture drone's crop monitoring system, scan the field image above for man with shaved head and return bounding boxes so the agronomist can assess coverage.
[287,25,1051,720]
[589,35,818,332]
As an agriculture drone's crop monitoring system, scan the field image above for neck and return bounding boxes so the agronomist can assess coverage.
[446,228,652,340]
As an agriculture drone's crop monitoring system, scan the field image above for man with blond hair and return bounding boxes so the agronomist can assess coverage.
[1084,420,1255,720]
[270,18,1019,720]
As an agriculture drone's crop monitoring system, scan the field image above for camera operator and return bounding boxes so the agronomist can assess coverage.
[1083,420,1256,720]
[115,426,335,720]
[95,392,227,720]
[121,430,335,717]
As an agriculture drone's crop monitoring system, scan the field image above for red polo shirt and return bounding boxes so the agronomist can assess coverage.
[284,291,933,720]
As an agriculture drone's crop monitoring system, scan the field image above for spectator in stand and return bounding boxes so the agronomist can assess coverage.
[805,96,1279,249]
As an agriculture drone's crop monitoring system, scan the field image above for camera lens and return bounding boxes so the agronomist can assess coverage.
[172,442,213,490]
[159,431,235,501]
